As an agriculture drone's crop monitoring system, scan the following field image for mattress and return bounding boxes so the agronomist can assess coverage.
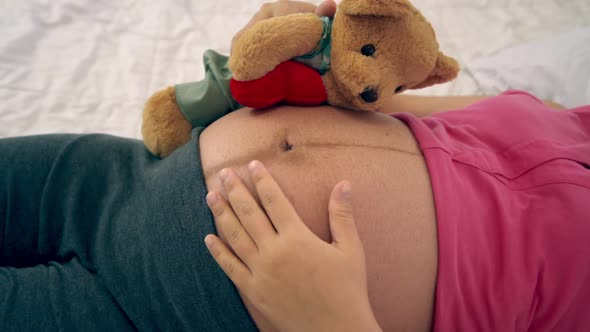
[1,0,589,139]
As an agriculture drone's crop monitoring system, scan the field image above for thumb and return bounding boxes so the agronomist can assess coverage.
[328,181,360,249]
[314,0,337,18]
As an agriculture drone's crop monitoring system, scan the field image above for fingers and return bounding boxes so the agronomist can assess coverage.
[248,160,305,233]
[274,0,318,16]
[314,0,337,18]
[206,191,258,264]
[232,0,334,54]
[219,168,277,243]
[328,181,361,250]
[204,234,251,288]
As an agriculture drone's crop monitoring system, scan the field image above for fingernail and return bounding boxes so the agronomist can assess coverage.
[206,192,218,207]
[339,181,351,200]
[248,160,263,178]
[204,235,214,249]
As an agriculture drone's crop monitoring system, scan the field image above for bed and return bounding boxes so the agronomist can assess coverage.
[1,0,589,139]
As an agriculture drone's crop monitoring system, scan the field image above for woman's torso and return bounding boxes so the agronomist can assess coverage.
[199,105,438,331]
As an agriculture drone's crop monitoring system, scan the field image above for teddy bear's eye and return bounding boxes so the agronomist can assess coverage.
[361,44,376,56]
[395,85,404,93]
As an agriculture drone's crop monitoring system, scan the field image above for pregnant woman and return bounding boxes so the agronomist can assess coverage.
[1,96,437,331]
[2,90,589,331]
[200,90,590,332]
[2,1,589,331]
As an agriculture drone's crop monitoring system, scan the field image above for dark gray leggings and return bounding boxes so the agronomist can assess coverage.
[0,133,256,332]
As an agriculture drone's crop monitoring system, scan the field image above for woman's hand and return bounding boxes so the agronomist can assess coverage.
[231,0,337,54]
[204,160,382,332]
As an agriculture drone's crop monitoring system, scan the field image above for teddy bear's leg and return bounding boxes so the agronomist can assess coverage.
[142,86,193,158]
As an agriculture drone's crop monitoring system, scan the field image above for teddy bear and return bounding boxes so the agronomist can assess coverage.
[142,0,459,157]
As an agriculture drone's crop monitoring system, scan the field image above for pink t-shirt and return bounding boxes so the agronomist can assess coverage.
[393,91,590,331]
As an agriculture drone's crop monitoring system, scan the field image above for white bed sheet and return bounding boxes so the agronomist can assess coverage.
[1,0,589,139]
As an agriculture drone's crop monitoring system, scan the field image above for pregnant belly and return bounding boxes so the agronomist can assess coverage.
[199,105,438,332]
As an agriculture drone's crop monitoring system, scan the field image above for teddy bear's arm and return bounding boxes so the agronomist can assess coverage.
[229,13,325,81]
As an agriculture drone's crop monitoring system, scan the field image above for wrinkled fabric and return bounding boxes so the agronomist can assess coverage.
[0,129,257,332]
[394,91,590,331]
[1,0,589,138]
[176,50,241,128]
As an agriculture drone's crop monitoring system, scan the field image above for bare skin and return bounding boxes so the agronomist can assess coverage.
[198,91,564,331]
[386,94,565,116]
[200,104,438,331]
[199,4,564,328]
[205,164,381,332]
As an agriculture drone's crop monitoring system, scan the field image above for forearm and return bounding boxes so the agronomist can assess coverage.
[384,94,565,117]
[328,310,383,332]
[385,95,489,116]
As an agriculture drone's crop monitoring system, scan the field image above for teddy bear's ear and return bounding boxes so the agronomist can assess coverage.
[338,0,415,17]
[412,52,460,89]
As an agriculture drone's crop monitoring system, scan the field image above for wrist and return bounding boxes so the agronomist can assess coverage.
[351,313,382,332]
[327,307,382,332]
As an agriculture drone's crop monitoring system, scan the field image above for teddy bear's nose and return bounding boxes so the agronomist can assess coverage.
[360,88,378,103]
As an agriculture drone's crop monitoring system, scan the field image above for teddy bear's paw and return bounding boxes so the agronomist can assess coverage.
[142,86,193,158]
[229,13,325,81]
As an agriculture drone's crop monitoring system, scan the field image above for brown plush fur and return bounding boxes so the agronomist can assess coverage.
[141,86,192,157]
[230,13,325,81]
[232,0,459,112]
[325,0,458,111]
[412,52,460,89]
[141,0,459,156]
[338,0,417,17]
